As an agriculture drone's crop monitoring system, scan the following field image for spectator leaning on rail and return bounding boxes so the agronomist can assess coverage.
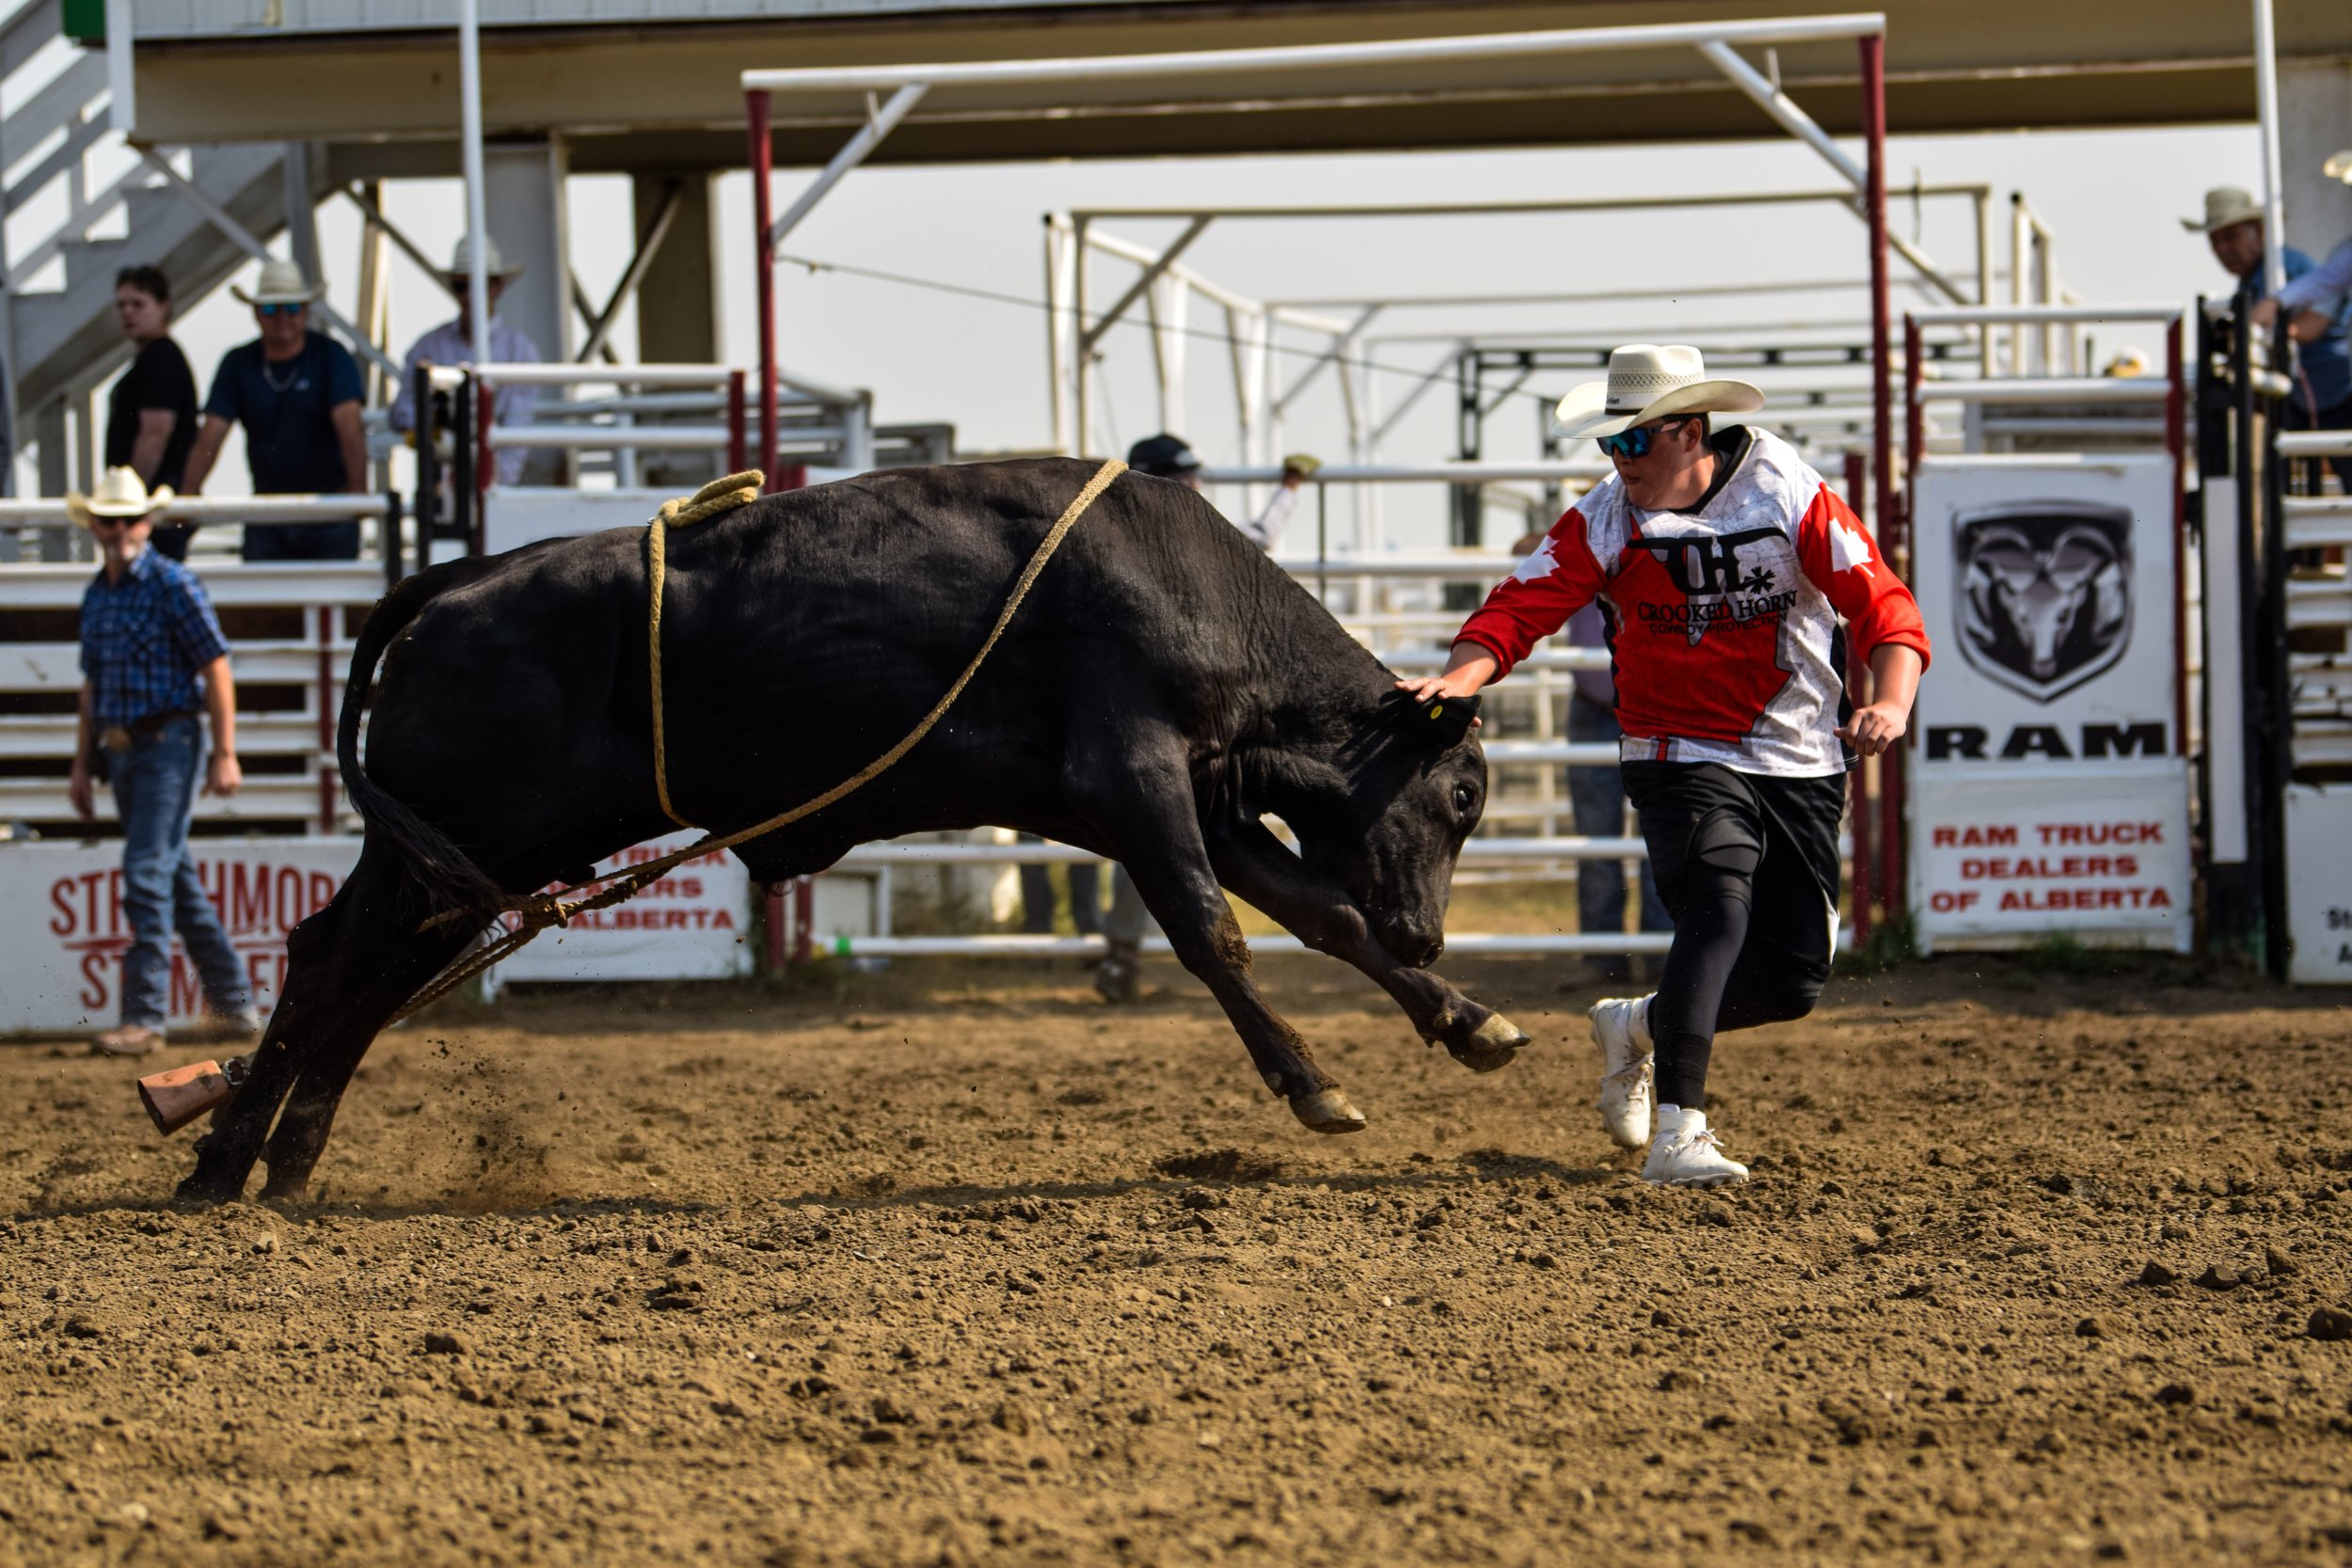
[180,260,368,561]
[105,265,200,562]
[2186,185,2352,492]
[66,467,259,1059]
[1089,434,1320,1003]
[389,234,543,486]
[2241,157,2352,493]
[1508,525,1672,984]
[1400,344,1931,1188]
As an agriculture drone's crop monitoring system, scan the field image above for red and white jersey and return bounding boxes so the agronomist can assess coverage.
[1456,427,1931,777]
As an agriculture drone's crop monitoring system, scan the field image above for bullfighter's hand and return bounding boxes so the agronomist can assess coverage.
[2247,296,2280,331]
[1836,701,1908,758]
[1395,672,1485,705]
[206,751,244,799]
[68,758,95,823]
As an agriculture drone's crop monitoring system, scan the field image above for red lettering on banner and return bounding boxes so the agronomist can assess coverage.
[1932,825,2018,849]
[49,877,75,937]
[1995,886,2172,912]
[2036,822,2166,847]
[81,951,109,1011]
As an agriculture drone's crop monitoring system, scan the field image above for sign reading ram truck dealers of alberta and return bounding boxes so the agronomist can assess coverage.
[1906,453,2190,952]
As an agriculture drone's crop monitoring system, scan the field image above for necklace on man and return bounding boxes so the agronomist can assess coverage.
[262,355,302,393]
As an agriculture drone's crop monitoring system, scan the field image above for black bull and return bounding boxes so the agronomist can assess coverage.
[179,459,1532,1205]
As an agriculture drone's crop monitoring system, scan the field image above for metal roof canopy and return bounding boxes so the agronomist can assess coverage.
[739,12,1900,566]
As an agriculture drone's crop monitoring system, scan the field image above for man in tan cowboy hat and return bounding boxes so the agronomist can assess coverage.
[66,468,258,1057]
[180,258,368,561]
[389,234,545,484]
[2194,182,2352,486]
[1400,344,1931,1188]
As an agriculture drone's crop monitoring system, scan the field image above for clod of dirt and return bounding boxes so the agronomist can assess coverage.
[989,1400,1031,1436]
[2153,1383,2197,1407]
[2074,1317,2107,1338]
[2135,1261,2180,1287]
[2307,1306,2352,1343]
[2265,1244,2298,1279]
[1153,1148,1284,1182]
[2042,1173,2101,1200]
[2194,1264,2243,1291]
[422,1331,472,1356]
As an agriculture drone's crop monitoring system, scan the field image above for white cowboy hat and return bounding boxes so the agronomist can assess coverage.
[2181,186,2265,234]
[1552,344,1765,441]
[230,258,325,306]
[67,466,174,526]
[443,233,524,280]
[2326,150,2352,184]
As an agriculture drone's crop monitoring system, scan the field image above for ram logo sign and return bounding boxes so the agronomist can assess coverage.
[1954,501,2132,703]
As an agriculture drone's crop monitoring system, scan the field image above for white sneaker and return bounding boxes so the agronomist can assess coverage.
[1588,994,1655,1149]
[1643,1106,1749,1188]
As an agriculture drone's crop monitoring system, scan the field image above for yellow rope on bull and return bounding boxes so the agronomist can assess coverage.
[390,457,1126,1023]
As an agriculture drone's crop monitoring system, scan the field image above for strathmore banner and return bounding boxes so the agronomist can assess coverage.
[0,837,360,1035]
[1906,453,2190,952]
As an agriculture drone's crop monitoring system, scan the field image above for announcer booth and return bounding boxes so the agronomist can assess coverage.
[1900,304,2195,954]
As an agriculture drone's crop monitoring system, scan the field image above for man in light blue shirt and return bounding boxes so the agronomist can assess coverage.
[2191,184,2352,489]
[389,235,543,485]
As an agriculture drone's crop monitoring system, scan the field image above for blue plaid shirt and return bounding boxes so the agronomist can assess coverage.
[79,546,230,731]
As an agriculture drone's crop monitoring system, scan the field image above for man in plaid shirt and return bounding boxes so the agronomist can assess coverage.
[66,467,258,1056]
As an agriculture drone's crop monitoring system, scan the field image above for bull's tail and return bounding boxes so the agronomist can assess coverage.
[336,563,512,923]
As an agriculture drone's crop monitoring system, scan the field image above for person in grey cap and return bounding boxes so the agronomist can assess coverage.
[1082,434,1319,1002]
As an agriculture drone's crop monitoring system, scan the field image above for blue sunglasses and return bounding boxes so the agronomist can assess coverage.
[256,302,304,317]
[1596,417,1695,460]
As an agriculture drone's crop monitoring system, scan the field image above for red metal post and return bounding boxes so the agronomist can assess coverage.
[794,876,816,963]
[2165,315,2188,757]
[472,382,494,555]
[1842,450,1875,948]
[764,883,787,971]
[316,606,337,833]
[1860,33,1905,925]
[726,369,748,475]
[747,91,781,495]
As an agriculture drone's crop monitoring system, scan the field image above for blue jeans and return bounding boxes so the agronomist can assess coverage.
[111,715,249,1027]
[1569,693,1672,978]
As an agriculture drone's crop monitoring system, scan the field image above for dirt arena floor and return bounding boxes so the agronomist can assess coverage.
[2,944,2350,1567]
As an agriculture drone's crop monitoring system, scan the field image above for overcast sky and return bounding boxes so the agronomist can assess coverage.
[111,118,2291,544]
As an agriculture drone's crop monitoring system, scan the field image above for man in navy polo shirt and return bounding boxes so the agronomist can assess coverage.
[181,259,368,561]
[67,468,258,1057]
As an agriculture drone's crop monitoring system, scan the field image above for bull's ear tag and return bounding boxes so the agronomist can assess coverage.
[1429,703,1444,721]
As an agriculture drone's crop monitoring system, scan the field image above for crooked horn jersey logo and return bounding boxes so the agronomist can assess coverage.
[1955,503,2132,702]
[1627,526,1796,645]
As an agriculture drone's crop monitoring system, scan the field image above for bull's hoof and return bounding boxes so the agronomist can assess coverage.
[172,1172,242,1210]
[1444,1012,1532,1073]
[1289,1086,1367,1133]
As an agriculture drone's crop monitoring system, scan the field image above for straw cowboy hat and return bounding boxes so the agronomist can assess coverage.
[230,258,325,307]
[443,233,524,281]
[2181,187,2265,234]
[67,467,174,528]
[1552,344,1765,441]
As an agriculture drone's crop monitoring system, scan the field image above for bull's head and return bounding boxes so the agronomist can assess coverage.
[1973,522,2111,680]
[1284,692,1486,968]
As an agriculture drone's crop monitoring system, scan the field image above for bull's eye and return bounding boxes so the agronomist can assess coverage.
[1453,784,1477,816]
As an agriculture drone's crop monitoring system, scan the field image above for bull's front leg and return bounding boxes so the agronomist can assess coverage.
[1207,819,1531,1073]
[1078,769,1366,1133]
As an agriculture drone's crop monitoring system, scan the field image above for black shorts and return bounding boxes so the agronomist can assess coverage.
[1622,761,1844,979]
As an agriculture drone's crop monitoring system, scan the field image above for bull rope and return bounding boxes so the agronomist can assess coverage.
[388,457,1129,1024]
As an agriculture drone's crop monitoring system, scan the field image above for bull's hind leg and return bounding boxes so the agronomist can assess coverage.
[178,850,467,1206]
[1208,820,1531,1072]
[1076,758,1364,1133]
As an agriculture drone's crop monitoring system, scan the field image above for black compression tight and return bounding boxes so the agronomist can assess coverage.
[1648,892,1825,1110]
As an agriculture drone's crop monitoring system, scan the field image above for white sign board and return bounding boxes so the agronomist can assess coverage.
[2286,786,2352,984]
[1908,763,2191,949]
[491,832,752,983]
[0,837,359,1034]
[1909,453,2189,951]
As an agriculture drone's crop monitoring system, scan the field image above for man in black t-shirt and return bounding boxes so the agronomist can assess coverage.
[181,260,367,562]
[105,265,199,561]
